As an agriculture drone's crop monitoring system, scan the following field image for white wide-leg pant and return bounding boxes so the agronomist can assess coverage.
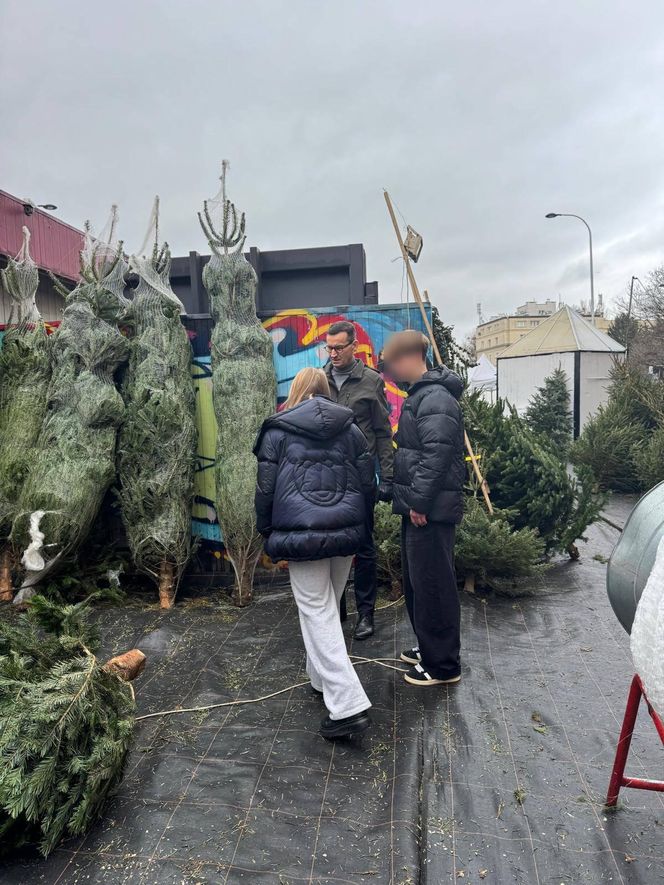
[289,556,371,721]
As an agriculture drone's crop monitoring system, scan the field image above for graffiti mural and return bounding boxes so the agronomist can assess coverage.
[193,303,431,542]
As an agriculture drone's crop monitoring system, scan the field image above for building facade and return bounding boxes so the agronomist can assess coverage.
[476,300,611,364]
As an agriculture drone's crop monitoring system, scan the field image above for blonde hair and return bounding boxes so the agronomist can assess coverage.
[283,367,330,410]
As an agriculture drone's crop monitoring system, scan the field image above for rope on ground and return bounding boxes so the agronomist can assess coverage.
[134,656,408,723]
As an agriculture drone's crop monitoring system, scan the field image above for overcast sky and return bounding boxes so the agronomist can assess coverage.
[3,1,664,336]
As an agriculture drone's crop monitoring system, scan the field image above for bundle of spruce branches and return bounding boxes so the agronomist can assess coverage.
[0,593,144,856]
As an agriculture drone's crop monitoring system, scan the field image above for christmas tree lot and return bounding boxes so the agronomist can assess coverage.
[0,592,145,857]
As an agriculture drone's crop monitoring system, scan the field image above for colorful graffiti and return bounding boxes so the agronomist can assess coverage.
[192,303,431,542]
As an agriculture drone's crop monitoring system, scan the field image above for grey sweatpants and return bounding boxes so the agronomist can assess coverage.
[289,557,371,721]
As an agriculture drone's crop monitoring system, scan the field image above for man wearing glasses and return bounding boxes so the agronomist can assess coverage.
[323,321,394,640]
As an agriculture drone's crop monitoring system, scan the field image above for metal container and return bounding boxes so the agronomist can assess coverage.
[607,481,664,633]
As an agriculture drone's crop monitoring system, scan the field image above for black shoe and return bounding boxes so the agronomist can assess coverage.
[353,613,374,640]
[403,663,461,686]
[320,710,371,740]
[311,685,323,697]
[400,646,422,666]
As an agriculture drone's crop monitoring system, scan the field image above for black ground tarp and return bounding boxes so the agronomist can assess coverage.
[2,496,663,884]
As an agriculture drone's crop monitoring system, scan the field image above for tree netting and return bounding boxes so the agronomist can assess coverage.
[199,163,277,605]
[117,197,196,608]
[0,229,51,547]
[12,209,130,589]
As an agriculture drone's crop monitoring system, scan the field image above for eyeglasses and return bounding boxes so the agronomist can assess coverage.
[324,343,354,354]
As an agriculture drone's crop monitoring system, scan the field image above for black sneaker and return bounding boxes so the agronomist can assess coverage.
[320,710,371,740]
[403,663,461,686]
[311,685,323,697]
[353,613,374,640]
[400,646,422,665]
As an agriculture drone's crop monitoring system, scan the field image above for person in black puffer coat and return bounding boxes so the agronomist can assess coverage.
[383,330,465,689]
[254,367,376,739]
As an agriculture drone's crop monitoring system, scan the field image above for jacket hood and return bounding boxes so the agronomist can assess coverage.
[409,366,464,400]
[255,396,355,447]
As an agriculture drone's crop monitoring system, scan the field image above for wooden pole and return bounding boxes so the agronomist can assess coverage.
[0,547,13,602]
[383,190,493,514]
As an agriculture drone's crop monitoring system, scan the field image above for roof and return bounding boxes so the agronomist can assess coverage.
[468,353,497,385]
[0,190,84,281]
[497,305,625,358]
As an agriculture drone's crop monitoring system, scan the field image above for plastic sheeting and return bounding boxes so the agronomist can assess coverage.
[1,497,663,884]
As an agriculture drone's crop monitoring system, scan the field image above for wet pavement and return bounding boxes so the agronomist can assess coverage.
[2,494,662,884]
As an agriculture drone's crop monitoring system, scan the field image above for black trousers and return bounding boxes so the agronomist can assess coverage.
[401,517,461,679]
[353,496,377,616]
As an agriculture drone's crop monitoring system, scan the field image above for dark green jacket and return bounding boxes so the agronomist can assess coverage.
[325,359,394,482]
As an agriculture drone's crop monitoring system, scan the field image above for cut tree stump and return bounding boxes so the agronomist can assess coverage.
[464,573,476,594]
[158,560,175,609]
[103,649,147,682]
[0,548,13,602]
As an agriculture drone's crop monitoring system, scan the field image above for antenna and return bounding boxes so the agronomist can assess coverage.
[477,302,484,324]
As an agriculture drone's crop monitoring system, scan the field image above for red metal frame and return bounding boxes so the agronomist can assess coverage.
[606,674,664,807]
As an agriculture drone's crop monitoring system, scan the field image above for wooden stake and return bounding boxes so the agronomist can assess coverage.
[383,190,493,515]
[103,649,146,682]
[0,547,13,602]
[158,560,175,609]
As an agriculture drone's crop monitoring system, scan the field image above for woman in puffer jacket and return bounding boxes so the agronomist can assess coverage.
[254,367,376,739]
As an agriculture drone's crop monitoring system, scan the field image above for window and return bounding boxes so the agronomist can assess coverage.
[516,320,527,328]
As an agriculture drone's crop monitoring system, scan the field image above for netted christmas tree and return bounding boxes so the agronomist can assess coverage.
[12,208,130,591]
[374,502,402,596]
[199,162,276,605]
[0,228,51,601]
[0,592,144,857]
[524,366,573,455]
[117,198,196,608]
[455,497,547,595]
[464,391,603,557]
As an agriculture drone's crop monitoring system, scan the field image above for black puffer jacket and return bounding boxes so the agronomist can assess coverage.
[392,367,465,524]
[254,396,376,561]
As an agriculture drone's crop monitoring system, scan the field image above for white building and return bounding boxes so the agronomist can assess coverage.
[496,306,624,437]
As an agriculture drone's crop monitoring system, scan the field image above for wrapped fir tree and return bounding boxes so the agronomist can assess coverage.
[0,593,144,857]
[12,209,130,591]
[117,198,196,608]
[0,228,51,601]
[198,163,276,605]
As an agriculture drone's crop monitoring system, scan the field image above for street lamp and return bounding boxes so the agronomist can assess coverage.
[545,212,596,325]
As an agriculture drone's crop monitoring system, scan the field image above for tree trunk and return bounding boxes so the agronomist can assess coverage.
[567,543,580,561]
[0,548,13,603]
[103,649,146,681]
[464,572,476,595]
[158,560,175,609]
[231,550,258,607]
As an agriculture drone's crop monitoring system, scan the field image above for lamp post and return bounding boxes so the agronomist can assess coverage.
[546,212,595,325]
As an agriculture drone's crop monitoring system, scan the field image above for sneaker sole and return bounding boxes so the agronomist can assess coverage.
[403,673,461,686]
[320,716,371,740]
[400,652,421,665]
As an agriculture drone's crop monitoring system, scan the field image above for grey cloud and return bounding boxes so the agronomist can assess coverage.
[2,0,664,337]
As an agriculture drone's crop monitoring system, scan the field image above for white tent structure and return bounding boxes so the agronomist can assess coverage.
[467,353,497,402]
[496,305,625,437]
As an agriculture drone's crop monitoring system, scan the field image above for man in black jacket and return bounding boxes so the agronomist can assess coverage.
[324,321,394,640]
[383,330,465,687]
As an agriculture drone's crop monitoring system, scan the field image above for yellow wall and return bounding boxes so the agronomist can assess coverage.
[476,314,611,364]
